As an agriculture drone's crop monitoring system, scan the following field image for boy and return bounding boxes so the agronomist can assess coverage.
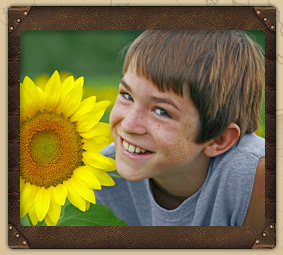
[97,30,265,226]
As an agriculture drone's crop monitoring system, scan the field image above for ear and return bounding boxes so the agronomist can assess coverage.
[203,123,240,158]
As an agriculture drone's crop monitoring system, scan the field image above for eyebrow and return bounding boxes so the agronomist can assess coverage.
[120,79,181,112]
[120,79,132,92]
[150,96,181,112]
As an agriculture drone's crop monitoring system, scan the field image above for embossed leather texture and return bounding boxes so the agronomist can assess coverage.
[8,6,276,249]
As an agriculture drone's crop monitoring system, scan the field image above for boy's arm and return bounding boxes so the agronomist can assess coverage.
[242,156,265,226]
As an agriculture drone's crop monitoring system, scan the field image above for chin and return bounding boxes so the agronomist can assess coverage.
[116,164,146,182]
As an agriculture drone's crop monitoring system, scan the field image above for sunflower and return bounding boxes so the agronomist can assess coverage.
[20,70,116,226]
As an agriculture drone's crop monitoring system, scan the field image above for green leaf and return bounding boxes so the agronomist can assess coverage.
[59,198,71,220]
[107,171,122,178]
[36,220,47,226]
[57,203,128,226]
[20,214,32,226]
[20,214,46,226]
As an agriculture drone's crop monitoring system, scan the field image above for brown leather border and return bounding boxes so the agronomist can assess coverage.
[8,6,276,249]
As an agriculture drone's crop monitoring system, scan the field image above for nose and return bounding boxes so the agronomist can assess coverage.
[121,107,147,135]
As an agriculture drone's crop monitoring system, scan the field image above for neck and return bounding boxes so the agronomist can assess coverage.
[151,153,211,210]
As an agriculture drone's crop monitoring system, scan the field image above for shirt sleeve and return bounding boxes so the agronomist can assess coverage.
[100,142,116,159]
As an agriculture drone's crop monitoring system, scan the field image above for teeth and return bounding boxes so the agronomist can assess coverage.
[128,145,135,153]
[122,139,147,154]
[123,140,129,150]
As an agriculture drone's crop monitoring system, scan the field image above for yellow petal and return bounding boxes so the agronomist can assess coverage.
[92,169,115,187]
[70,96,96,122]
[34,74,49,91]
[108,131,114,143]
[76,112,104,133]
[47,187,61,225]
[45,214,56,226]
[94,100,111,111]
[57,75,80,115]
[55,76,74,115]
[43,70,61,111]
[61,76,75,98]
[93,100,112,111]
[20,177,24,193]
[76,101,111,133]
[70,177,96,204]
[53,183,68,205]
[34,187,50,222]
[82,137,110,152]
[36,86,45,112]
[74,76,84,88]
[20,77,43,121]
[20,182,37,218]
[23,76,42,103]
[73,166,102,190]
[60,72,75,82]
[83,150,116,171]
[20,85,35,122]
[86,201,90,211]
[64,179,86,212]
[61,84,83,118]
[28,205,38,226]
[80,122,111,139]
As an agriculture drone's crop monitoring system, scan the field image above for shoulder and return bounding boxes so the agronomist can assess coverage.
[212,134,265,180]
[238,133,265,157]
[242,156,265,226]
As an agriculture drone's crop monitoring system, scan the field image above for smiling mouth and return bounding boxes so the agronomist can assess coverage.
[121,138,153,155]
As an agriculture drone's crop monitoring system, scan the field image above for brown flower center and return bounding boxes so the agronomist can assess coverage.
[20,111,83,188]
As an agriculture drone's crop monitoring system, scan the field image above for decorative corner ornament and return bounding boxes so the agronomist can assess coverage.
[8,224,29,249]
[254,6,276,31]
[252,223,276,249]
[8,6,31,33]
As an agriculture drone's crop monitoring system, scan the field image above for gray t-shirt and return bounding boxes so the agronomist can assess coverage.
[96,133,265,226]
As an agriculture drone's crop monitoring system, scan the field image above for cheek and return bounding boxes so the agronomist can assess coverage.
[110,102,123,128]
[109,107,115,127]
[155,124,199,164]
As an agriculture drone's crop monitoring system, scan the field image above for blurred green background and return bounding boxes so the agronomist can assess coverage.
[20,30,265,137]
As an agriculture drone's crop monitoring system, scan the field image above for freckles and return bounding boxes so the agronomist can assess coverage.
[173,134,196,161]
[175,145,189,161]
[185,121,199,138]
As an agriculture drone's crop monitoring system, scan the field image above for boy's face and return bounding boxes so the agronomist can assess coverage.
[110,70,209,182]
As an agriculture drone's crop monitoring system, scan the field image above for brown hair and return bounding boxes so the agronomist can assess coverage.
[123,30,264,144]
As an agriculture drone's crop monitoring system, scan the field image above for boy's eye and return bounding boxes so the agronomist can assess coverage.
[120,92,133,101]
[154,108,171,118]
